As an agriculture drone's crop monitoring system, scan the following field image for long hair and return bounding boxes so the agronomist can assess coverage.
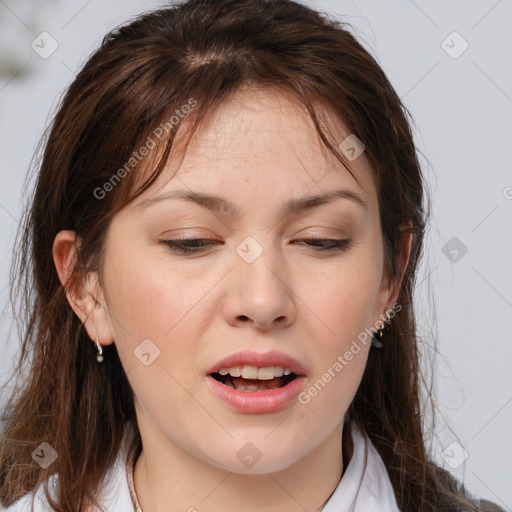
[0,1,482,510]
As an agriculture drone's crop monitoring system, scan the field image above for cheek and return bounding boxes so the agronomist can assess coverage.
[100,246,219,396]
[297,253,381,411]
[102,243,212,340]
[305,255,383,340]
[306,279,374,382]
[294,332,370,450]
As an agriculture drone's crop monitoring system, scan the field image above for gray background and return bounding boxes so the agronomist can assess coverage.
[0,0,510,508]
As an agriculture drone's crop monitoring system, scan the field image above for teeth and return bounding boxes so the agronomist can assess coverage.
[242,365,258,379]
[257,366,275,380]
[217,364,293,380]
[219,366,241,377]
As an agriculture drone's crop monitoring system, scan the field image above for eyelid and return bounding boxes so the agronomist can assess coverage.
[160,237,351,255]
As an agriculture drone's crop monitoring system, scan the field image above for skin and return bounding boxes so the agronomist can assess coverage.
[53,87,411,512]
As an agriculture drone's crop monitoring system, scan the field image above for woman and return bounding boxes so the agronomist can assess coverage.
[0,0,504,511]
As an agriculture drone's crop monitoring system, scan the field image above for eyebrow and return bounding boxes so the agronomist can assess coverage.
[135,188,367,215]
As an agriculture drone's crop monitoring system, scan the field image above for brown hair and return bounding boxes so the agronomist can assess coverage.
[0,0,488,510]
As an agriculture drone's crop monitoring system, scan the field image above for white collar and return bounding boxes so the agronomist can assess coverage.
[4,423,400,511]
[322,425,401,511]
[112,422,401,512]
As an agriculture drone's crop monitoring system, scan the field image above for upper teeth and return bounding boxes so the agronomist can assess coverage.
[218,365,293,380]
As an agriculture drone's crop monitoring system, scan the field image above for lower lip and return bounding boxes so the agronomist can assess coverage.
[205,375,306,414]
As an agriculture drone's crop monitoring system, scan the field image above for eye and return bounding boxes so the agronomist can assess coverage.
[160,237,351,255]
[160,238,223,254]
[294,238,352,252]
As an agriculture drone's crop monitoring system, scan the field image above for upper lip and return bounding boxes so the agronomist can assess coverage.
[207,350,307,376]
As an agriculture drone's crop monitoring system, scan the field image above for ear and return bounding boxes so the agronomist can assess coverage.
[378,222,413,311]
[52,230,114,347]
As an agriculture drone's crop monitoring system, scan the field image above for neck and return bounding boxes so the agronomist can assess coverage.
[132,423,347,512]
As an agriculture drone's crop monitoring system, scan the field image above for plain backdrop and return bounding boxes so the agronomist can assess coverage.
[0,0,511,509]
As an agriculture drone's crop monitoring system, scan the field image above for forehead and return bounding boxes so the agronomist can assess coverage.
[133,87,377,212]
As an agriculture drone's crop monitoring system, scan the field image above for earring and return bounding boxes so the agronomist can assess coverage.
[95,336,104,363]
[371,310,392,349]
[371,327,384,348]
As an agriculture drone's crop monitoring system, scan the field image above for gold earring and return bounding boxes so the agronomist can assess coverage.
[371,326,384,348]
[371,310,392,349]
[95,336,104,363]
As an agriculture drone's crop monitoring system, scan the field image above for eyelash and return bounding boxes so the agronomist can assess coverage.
[160,238,352,254]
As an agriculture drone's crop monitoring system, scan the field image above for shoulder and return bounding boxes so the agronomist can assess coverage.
[449,472,506,512]
[1,483,51,511]
[481,500,508,512]
[478,499,508,512]
[353,424,505,512]
[2,434,134,512]
[455,498,508,512]
[428,462,506,512]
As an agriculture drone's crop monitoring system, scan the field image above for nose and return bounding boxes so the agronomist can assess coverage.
[221,243,297,331]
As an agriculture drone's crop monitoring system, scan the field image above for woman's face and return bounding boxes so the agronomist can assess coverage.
[93,88,396,473]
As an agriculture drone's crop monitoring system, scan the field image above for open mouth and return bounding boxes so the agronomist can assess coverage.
[210,372,298,392]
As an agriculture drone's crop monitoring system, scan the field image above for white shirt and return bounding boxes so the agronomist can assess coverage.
[2,423,401,511]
